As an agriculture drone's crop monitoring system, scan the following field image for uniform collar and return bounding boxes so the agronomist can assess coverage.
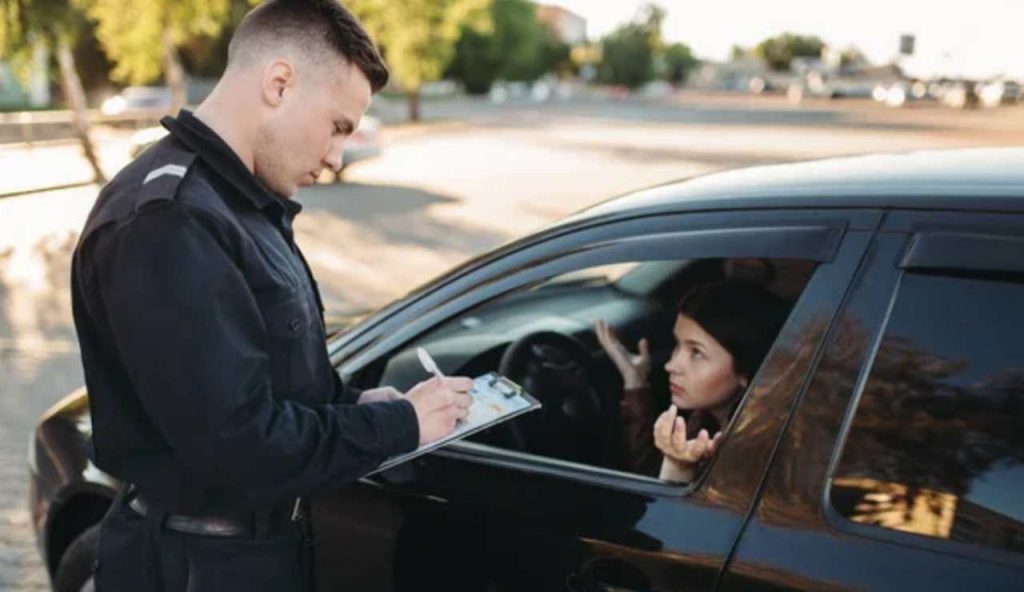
[161,110,303,220]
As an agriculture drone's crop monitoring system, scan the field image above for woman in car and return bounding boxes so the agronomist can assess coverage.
[595,279,790,482]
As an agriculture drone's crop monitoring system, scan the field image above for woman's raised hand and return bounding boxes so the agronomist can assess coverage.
[594,320,651,389]
[653,405,722,480]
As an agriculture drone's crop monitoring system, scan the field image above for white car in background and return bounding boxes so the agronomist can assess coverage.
[978,80,1021,108]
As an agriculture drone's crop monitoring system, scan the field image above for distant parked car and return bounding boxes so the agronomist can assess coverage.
[978,80,1022,108]
[100,86,172,116]
[942,81,981,109]
[100,83,216,117]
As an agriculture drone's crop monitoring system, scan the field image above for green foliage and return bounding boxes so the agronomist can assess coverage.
[83,0,231,84]
[491,0,543,81]
[447,26,492,94]
[0,0,90,84]
[447,0,568,95]
[662,42,698,84]
[599,23,653,89]
[538,26,571,77]
[347,0,490,93]
[598,4,665,89]
[755,33,824,72]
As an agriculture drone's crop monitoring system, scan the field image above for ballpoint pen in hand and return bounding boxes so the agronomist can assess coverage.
[417,347,473,422]
[416,347,445,379]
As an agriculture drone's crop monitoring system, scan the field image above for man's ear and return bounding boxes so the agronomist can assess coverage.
[261,60,294,107]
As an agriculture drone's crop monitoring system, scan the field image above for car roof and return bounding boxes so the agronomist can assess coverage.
[570,148,1024,223]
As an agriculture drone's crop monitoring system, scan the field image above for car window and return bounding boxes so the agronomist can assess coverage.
[831,271,1024,555]
[378,257,815,482]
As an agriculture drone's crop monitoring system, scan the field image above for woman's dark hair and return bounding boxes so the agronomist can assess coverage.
[676,278,792,436]
[678,278,791,381]
[228,0,389,92]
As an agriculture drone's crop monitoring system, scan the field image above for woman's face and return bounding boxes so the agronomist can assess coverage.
[664,314,747,412]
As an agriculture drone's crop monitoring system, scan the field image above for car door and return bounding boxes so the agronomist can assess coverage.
[720,210,1024,591]
[313,208,882,592]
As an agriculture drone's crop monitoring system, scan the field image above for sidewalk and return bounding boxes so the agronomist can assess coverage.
[0,126,134,198]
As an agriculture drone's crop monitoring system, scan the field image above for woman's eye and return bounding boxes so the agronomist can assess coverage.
[691,348,703,360]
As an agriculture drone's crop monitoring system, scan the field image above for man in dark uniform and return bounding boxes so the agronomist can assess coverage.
[70,1,474,590]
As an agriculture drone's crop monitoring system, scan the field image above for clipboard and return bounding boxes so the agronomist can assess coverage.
[367,372,541,475]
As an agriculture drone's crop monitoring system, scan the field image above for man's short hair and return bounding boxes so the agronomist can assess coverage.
[228,0,389,92]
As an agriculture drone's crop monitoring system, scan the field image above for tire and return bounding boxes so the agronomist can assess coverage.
[53,523,101,592]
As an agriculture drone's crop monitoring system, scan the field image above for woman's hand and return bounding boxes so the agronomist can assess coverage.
[595,320,651,389]
[653,405,722,481]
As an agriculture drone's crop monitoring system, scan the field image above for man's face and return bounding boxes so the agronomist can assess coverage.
[254,55,372,198]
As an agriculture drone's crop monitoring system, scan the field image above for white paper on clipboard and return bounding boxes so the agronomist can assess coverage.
[367,372,541,475]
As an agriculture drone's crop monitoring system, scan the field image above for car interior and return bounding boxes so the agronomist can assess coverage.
[355,257,817,479]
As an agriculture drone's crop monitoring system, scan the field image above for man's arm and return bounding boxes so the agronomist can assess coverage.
[88,201,416,500]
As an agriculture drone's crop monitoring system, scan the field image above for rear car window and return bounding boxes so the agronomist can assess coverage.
[831,271,1024,555]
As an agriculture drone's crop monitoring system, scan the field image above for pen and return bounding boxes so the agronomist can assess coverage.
[418,347,472,422]
[416,347,445,379]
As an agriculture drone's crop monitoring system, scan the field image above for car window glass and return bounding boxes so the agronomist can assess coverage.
[831,271,1024,555]
[377,257,815,482]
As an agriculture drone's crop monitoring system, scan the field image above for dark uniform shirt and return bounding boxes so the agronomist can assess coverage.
[71,110,418,514]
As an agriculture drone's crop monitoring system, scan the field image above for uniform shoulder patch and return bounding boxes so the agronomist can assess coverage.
[135,148,198,210]
[143,163,190,185]
[78,137,198,242]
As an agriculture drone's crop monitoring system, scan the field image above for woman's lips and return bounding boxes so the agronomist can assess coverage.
[669,383,686,396]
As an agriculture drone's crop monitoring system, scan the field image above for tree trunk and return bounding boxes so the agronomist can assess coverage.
[407,88,421,122]
[56,39,107,185]
[162,29,187,115]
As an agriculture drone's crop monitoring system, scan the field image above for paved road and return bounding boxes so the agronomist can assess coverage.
[1,94,1022,590]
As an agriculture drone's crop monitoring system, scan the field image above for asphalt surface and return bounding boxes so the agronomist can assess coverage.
[1,93,1022,590]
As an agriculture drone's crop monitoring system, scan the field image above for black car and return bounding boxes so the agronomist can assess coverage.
[30,148,1024,591]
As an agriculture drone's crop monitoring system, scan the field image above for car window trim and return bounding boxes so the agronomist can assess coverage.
[331,210,867,362]
[900,231,1024,273]
[425,440,691,497]
[341,223,843,374]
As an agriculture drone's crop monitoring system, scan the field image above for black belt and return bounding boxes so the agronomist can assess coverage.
[127,493,306,538]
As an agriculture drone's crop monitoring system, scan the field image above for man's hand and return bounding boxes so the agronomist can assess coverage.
[356,387,403,405]
[404,376,474,445]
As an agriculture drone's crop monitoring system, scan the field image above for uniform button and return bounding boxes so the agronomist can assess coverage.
[289,318,302,333]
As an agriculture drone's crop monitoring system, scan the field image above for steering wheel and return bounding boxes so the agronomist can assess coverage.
[497,331,611,465]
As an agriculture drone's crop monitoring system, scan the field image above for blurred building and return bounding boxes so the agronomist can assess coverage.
[535,3,587,45]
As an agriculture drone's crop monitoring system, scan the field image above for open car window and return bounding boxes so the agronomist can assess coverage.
[372,257,816,483]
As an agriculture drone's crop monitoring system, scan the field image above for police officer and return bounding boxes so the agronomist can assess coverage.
[70,1,474,590]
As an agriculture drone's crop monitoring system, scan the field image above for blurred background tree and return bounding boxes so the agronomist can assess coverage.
[0,0,107,183]
[599,25,652,89]
[755,33,824,71]
[347,0,490,121]
[447,0,570,95]
[662,42,698,85]
[597,4,695,90]
[83,0,232,114]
